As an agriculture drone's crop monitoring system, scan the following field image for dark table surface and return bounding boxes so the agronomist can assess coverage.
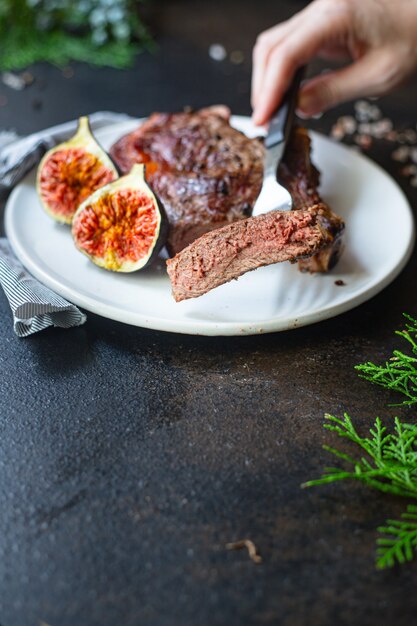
[1,1,417,625]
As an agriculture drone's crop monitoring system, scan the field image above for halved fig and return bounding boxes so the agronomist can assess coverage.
[37,116,118,224]
[72,164,168,272]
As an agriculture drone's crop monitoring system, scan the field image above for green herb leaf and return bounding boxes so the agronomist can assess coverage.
[307,314,417,568]
[376,505,417,569]
[304,413,417,568]
[355,314,417,406]
[303,414,417,500]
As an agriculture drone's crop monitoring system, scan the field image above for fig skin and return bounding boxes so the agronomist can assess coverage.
[37,116,118,225]
[72,164,169,273]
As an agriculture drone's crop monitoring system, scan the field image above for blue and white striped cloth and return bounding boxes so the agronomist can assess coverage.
[0,111,133,337]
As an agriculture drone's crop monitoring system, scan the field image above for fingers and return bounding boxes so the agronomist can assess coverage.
[251,47,301,125]
[252,29,328,125]
[251,5,347,125]
[297,52,391,116]
[252,0,417,122]
[251,20,298,113]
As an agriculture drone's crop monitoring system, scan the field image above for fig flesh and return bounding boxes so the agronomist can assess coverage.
[72,164,168,272]
[37,116,118,224]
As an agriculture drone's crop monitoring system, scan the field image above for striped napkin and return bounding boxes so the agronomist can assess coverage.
[0,111,134,337]
[0,238,86,337]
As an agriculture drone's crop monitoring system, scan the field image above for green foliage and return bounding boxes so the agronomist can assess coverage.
[304,414,417,499]
[305,314,417,569]
[355,314,417,406]
[376,505,417,569]
[0,0,151,70]
[304,414,417,568]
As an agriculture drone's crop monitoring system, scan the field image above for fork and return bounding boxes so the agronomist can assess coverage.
[252,67,305,216]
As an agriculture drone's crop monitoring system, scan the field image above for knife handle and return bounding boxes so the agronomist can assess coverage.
[264,66,306,150]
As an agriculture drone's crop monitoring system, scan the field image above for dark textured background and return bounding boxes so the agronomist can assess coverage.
[1,1,417,625]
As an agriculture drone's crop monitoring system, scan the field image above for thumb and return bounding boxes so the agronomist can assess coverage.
[298,56,381,116]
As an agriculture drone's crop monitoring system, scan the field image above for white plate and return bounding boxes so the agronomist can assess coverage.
[5,117,415,336]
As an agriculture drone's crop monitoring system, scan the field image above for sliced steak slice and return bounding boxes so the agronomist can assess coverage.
[110,106,264,255]
[278,127,345,272]
[166,203,343,302]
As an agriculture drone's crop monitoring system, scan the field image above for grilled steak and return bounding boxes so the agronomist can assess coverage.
[166,203,343,302]
[110,106,264,255]
[111,108,344,286]
[278,127,345,272]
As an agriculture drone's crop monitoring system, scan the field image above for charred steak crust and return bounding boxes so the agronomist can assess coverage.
[277,126,321,210]
[166,203,343,302]
[278,126,345,272]
[110,107,264,255]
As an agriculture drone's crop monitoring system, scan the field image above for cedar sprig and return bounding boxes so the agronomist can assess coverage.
[376,505,417,569]
[304,414,417,499]
[303,414,417,568]
[355,314,417,406]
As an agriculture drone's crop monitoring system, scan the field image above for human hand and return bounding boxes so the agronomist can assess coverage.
[251,0,417,124]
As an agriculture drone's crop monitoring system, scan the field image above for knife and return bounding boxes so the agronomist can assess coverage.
[252,67,305,216]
